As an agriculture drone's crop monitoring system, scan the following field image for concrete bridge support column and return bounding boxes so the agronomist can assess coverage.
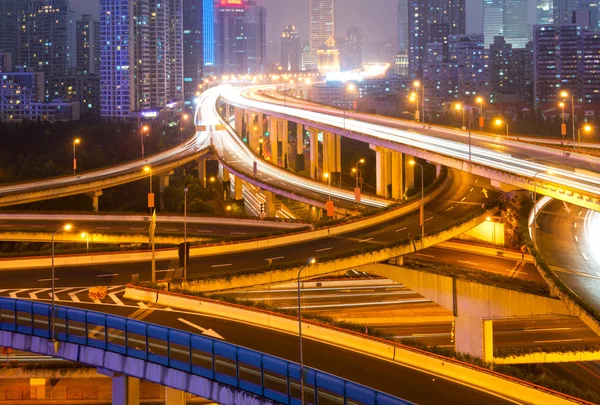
[224,103,230,122]
[159,171,173,211]
[268,117,279,165]
[89,190,102,212]
[435,164,442,178]
[30,378,50,399]
[165,387,186,405]
[281,119,289,168]
[221,166,230,183]
[296,123,305,171]
[334,134,342,185]
[233,175,243,201]
[404,154,415,192]
[322,131,331,176]
[371,145,390,197]
[197,156,214,188]
[264,191,277,218]
[309,128,319,179]
[258,113,264,141]
[112,375,140,405]
[454,317,494,362]
[248,113,259,152]
[390,151,404,199]
[234,108,243,136]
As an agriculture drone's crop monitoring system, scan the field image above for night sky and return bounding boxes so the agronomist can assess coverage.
[71,0,536,44]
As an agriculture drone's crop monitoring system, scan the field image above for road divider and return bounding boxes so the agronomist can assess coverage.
[124,286,589,405]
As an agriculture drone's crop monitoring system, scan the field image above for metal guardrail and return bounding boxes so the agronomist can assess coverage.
[0,298,414,405]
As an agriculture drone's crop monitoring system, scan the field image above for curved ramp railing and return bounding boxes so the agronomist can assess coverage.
[0,297,413,405]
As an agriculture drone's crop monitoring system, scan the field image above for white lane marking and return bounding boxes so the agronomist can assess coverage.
[460,197,466,202]
[359,238,373,243]
[582,252,588,261]
[395,227,407,232]
[38,278,58,282]
[108,293,124,306]
[425,217,434,222]
[97,273,118,277]
[93,299,102,304]
[281,298,431,310]
[211,263,232,268]
[596,272,600,277]
[137,302,148,308]
[68,288,89,303]
[265,256,284,261]
[29,288,51,300]
[579,211,583,216]
[475,179,478,183]
[446,206,454,211]
[178,317,208,332]
[9,289,28,298]
[458,260,479,266]
[524,327,571,332]
[575,235,579,242]
[415,253,434,258]
[534,339,582,344]
[469,188,473,192]
[574,222,577,228]
[316,247,332,252]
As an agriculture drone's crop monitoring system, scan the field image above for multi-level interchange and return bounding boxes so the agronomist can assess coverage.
[0,83,599,405]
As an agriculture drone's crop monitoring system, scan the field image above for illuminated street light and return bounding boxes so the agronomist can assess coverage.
[413,80,424,122]
[180,113,189,145]
[80,232,89,254]
[455,103,465,129]
[144,166,154,211]
[475,97,484,132]
[559,90,576,149]
[578,124,593,152]
[73,138,80,176]
[141,125,150,159]
[495,119,508,137]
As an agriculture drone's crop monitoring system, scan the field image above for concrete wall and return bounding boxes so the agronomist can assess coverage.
[494,351,600,365]
[0,231,206,245]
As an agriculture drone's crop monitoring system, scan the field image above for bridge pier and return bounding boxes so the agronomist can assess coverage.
[232,175,244,201]
[371,146,403,198]
[165,387,186,405]
[404,154,415,192]
[234,108,243,136]
[30,378,50,399]
[264,191,277,217]
[281,119,289,168]
[88,190,102,212]
[309,127,318,179]
[268,117,279,165]
[248,113,259,152]
[454,317,494,362]
[197,155,215,188]
[295,124,305,171]
[112,375,140,405]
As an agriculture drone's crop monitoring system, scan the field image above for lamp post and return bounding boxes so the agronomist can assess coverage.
[559,101,566,144]
[455,103,465,130]
[353,158,365,189]
[144,166,154,212]
[297,257,316,405]
[80,232,89,254]
[560,90,576,149]
[410,90,419,122]
[414,80,424,122]
[73,138,80,175]
[577,124,592,152]
[52,224,72,347]
[184,187,188,279]
[323,172,331,200]
[141,125,150,159]
[180,114,189,146]
[495,119,508,137]
[476,97,484,132]
[409,160,425,245]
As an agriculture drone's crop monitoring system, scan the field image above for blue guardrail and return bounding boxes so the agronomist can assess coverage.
[0,297,414,405]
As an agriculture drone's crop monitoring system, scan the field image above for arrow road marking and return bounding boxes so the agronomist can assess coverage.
[563,201,572,214]
[178,318,224,340]
[482,188,489,198]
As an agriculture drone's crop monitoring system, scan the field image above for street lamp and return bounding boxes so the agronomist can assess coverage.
[495,119,508,137]
[297,257,317,405]
[560,90,576,149]
[80,232,89,254]
[577,124,592,152]
[413,80,424,122]
[409,160,425,245]
[353,158,365,189]
[183,187,188,280]
[73,138,80,175]
[52,223,72,348]
[323,172,331,200]
[409,92,419,122]
[476,97,484,132]
[559,101,566,144]
[141,125,150,159]
[455,103,465,130]
[180,114,189,145]
[144,166,154,212]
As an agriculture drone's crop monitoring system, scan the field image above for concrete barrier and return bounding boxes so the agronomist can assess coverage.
[0,231,206,245]
[0,172,450,271]
[124,287,588,405]
[494,351,600,364]
[437,240,534,262]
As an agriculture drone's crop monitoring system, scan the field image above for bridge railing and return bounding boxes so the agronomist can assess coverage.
[0,298,413,405]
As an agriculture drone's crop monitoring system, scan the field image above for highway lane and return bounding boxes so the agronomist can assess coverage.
[535,199,600,312]
[0,214,306,238]
[225,85,600,207]
[41,300,516,405]
[0,170,497,288]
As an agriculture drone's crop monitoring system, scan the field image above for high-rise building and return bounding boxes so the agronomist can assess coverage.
[100,0,184,120]
[489,36,533,103]
[317,36,340,73]
[342,27,363,70]
[553,0,600,27]
[533,13,600,106]
[398,0,409,52]
[281,25,301,72]
[48,75,100,116]
[77,14,100,75]
[203,0,214,71]
[537,0,554,24]
[0,0,27,58]
[16,0,76,78]
[183,0,204,101]
[408,0,466,78]
[308,0,335,70]
[214,0,266,76]
[484,0,504,46]
[0,54,13,72]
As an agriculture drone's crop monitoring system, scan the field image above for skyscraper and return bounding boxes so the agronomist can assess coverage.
[16,0,76,78]
[0,0,27,58]
[77,14,100,76]
[504,0,530,48]
[183,0,204,101]
[203,0,215,70]
[308,0,335,69]
[398,0,408,52]
[484,0,504,46]
[537,0,554,24]
[342,27,363,70]
[281,25,301,72]
[408,0,466,78]
[100,0,184,119]
[214,0,266,76]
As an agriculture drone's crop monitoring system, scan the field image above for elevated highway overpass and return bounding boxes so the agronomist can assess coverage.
[220,85,600,212]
